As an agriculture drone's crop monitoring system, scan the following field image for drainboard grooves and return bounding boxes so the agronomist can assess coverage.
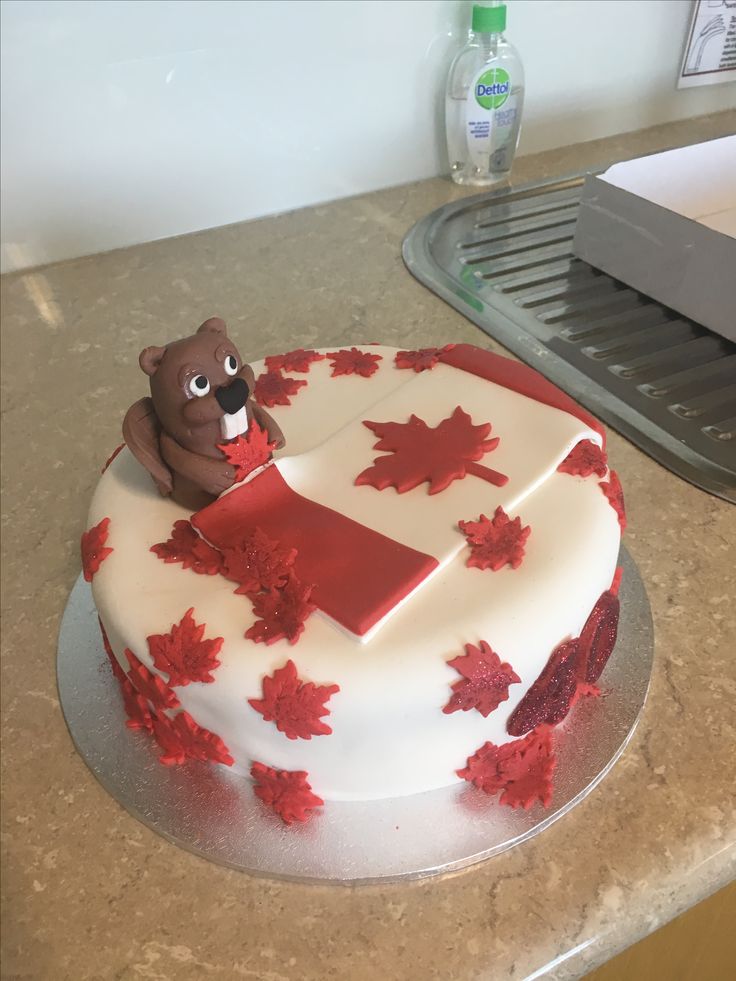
[582,320,698,360]
[403,169,736,501]
[637,355,736,398]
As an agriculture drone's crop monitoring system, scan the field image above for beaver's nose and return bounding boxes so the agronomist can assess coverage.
[215,377,249,414]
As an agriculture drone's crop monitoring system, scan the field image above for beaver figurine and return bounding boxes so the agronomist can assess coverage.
[123,317,284,510]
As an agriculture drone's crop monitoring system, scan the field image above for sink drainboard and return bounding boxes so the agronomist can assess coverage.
[402,173,736,503]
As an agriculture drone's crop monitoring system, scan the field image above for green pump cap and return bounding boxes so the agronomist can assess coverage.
[472,3,507,34]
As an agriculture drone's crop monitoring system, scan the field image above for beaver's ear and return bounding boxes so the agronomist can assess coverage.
[197,317,227,336]
[139,345,166,377]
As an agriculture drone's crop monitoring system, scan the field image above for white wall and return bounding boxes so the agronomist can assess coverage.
[1,0,733,273]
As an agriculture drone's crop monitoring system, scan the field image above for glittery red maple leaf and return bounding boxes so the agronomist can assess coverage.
[248,659,339,739]
[443,641,520,717]
[152,710,234,767]
[265,348,325,373]
[506,639,580,737]
[81,517,113,582]
[250,761,323,824]
[394,344,455,373]
[147,608,223,687]
[578,590,620,684]
[217,424,277,482]
[99,617,126,682]
[101,442,125,473]
[600,470,626,529]
[326,347,382,378]
[459,506,531,571]
[254,369,307,408]
[458,728,556,810]
[151,520,224,575]
[557,439,608,478]
[124,648,180,711]
[119,676,154,732]
[245,575,316,645]
[355,406,507,495]
[220,528,297,597]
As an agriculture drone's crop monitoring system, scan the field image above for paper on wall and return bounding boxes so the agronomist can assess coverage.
[679,0,736,87]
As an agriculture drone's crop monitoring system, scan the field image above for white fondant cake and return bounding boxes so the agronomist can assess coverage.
[86,344,623,812]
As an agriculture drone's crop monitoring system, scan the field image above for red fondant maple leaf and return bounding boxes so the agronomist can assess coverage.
[394,344,455,373]
[119,676,154,733]
[458,728,556,809]
[610,565,623,597]
[459,507,531,572]
[245,575,316,645]
[557,439,608,478]
[248,659,339,739]
[506,639,580,737]
[254,369,307,408]
[443,641,520,717]
[250,761,323,824]
[99,617,126,682]
[326,347,382,378]
[220,527,297,597]
[217,424,277,482]
[355,406,507,495]
[147,608,224,687]
[124,648,180,710]
[101,442,125,473]
[578,590,620,684]
[151,520,224,575]
[600,470,626,529]
[81,517,113,581]
[152,710,234,767]
[265,348,325,373]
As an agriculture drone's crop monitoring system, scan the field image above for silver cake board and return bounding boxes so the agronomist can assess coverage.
[57,547,653,885]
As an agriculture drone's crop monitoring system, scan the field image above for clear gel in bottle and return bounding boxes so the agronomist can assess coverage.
[446,2,525,185]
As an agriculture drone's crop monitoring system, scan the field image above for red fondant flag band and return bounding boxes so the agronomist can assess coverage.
[192,465,438,638]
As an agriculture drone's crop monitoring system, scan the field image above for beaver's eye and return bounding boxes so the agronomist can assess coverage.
[224,354,238,377]
[188,374,210,397]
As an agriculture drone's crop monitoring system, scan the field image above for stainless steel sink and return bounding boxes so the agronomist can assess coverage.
[403,173,736,503]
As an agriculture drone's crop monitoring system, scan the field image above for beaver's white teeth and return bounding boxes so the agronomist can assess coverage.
[220,407,249,440]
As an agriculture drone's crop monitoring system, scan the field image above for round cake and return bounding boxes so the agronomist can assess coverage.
[83,324,625,822]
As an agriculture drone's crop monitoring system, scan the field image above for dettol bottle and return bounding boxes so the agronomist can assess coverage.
[446,2,525,185]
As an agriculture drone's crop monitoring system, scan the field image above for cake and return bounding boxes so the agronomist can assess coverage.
[83,319,625,824]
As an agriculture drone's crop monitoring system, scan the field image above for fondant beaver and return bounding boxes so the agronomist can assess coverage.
[123,317,284,511]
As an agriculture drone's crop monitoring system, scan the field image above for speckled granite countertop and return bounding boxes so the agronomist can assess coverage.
[3,111,735,981]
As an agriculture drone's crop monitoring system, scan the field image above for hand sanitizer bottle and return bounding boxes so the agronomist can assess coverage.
[446,2,525,185]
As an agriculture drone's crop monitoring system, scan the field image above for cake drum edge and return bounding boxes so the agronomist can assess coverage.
[56,546,653,885]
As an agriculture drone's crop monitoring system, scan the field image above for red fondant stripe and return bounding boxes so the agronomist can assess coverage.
[192,466,438,637]
[440,344,606,447]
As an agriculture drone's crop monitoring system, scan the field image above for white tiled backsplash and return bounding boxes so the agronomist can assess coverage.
[2,0,734,272]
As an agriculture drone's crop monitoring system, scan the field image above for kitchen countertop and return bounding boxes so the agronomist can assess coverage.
[2,111,735,981]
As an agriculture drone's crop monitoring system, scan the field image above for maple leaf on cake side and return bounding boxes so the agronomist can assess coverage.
[557,439,607,478]
[147,608,224,687]
[599,470,626,530]
[458,728,556,810]
[217,423,277,483]
[81,517,113,581]
[264,348,325,373]
[458,506,531,572]
[101,442,126,473]
[394,344,456,373]
[245,575,317,645]
[152,710,234,767]
[326,347,382,378]
[124,648,180,711]
[248,659,339,739]
[251,761,323,824]
[443,641,520,717]
[506,639,579,737]
[254,369,307,408]
[220,527,297,597]
[151,519,224,576]
[355,406,508,495]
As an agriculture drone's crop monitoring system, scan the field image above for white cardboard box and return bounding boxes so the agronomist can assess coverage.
[573,137,736,342]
